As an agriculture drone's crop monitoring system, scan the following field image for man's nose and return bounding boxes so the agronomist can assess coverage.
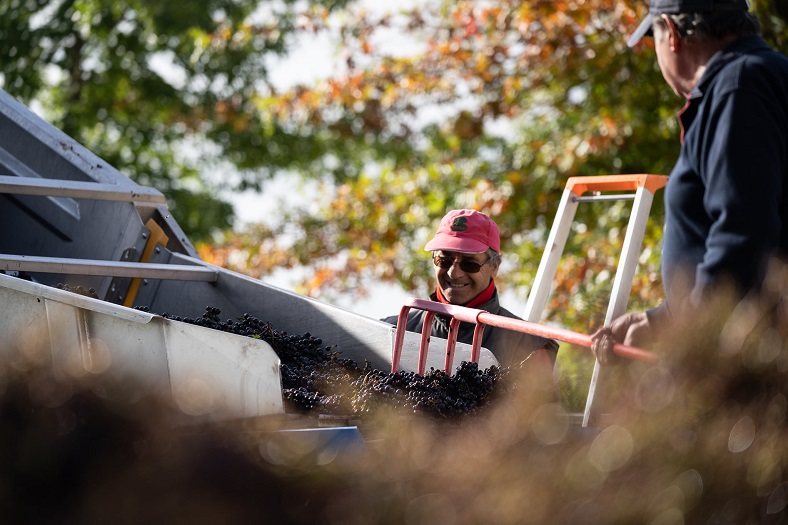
[447,260,466,276]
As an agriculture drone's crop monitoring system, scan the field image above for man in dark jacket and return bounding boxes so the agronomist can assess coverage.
[593,0,788,357]
[383,209,559,369]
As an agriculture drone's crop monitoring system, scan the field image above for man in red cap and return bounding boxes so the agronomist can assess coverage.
[384,209,559,370]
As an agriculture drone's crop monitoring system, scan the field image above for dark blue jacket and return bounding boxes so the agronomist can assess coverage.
[662,35,788,305]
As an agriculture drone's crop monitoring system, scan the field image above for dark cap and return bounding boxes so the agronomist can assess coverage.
[627,0,750,47]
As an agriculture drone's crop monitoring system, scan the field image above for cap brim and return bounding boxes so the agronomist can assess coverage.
[424,235,489,254]
[627,13,654,47]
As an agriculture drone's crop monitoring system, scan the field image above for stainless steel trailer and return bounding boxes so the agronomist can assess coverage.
[0,87,498,419]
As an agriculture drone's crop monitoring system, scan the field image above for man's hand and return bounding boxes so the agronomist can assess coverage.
[591,306,668,364]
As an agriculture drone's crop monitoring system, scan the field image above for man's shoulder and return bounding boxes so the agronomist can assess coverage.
[494,305,522,320]
[381,314,399,325]
[737,44,788,80]
[716,37,788,88]
[382,308,427,328]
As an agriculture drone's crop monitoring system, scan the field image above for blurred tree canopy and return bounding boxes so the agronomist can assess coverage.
[0,0,351,238]
[2,0,785,331]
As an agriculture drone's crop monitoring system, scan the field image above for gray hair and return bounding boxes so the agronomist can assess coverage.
[486,248,502,268]
[654,11,760,42]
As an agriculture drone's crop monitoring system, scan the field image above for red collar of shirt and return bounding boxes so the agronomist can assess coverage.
[435,279,496,309]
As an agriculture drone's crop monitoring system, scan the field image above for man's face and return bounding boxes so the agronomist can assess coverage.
[433,250,499,305]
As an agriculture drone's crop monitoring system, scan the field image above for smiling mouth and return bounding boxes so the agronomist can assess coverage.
[445,282,469,288]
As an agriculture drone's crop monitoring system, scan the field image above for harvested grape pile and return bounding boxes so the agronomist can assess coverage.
[151,306,509,419]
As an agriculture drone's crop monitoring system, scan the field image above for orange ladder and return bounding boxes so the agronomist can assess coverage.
[522,174,668,427]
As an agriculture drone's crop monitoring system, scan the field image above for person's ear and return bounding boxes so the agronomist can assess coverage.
[661,14,681,53]
[490,260,500,279]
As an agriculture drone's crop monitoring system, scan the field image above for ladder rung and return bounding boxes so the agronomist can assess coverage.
[566,174,668,196]
[0,254,218,282]
[573,194,636,203]
[0,175,167,204]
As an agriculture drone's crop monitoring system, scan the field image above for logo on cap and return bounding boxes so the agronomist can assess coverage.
[451,217,469,232]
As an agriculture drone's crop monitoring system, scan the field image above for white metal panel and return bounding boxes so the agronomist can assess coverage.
[0,276,52,362]
[44,299,171,391]
[163,320,283,418]
[0,273,284,418]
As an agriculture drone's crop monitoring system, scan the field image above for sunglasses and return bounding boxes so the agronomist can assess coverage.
[432,255,491,274]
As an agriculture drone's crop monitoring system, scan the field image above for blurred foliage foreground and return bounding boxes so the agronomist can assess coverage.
[1,263,786,524]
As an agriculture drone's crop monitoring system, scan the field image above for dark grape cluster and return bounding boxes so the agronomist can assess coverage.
[145,306,509,420]
[345,363,502,418]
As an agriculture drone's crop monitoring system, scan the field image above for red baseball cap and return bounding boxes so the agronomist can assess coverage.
[424,209,500,254]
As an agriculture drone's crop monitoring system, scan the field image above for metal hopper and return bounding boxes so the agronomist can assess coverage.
[0,87,499,419]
